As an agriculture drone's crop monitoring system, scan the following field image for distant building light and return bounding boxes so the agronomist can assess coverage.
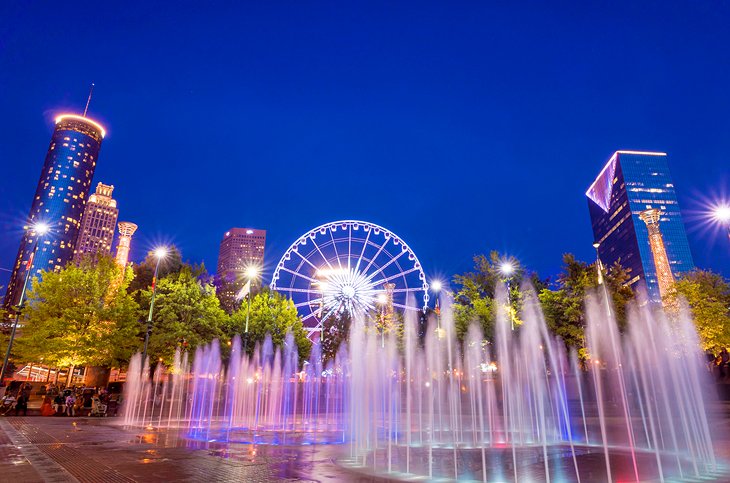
[246,229,254,234]
[54,114,106,138]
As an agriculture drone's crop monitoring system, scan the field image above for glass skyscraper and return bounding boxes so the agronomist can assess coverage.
[3,114,105,310]
[586,150,694,301]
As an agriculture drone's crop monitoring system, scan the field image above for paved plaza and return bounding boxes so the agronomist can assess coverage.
[0,417,379,482]
[2,401,730,482]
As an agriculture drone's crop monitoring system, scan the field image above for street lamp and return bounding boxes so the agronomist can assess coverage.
[430,279,443,334]
[141,247,167,365]
[592,242,612,318]
[242,265,260,353]
[499,261,515,330]
[1,222,50,385]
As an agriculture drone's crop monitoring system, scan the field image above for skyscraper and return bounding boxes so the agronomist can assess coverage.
[216,228,266,312]
[586,150,694,301]
[115,221,138,268]
[73,182,118,261]
[3,113,105,310]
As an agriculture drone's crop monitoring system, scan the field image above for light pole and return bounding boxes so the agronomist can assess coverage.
[593,242,612,318]
[711,203,730,244]
[499,261,515,330]
[430,280,443,336]
[142,247,167,365]
[243,266,259,353]
[1,222,49,385]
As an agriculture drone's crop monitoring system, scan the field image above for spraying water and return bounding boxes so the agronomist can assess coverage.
[121,286,723,481]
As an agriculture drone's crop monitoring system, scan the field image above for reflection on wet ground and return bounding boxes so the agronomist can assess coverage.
[2,413,730,482]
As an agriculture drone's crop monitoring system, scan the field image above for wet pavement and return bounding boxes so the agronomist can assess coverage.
[0,417,380,482]
[2,401,730,482]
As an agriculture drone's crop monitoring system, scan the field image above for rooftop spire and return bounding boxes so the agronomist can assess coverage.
[83,83,95,117]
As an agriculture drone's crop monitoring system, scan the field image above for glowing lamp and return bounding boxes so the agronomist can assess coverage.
[154,247,168,259]
[32,222,50,236]
[245,266,259,279]
[500,261,515,276]
[712,204,730,224]
[431,280,443,292]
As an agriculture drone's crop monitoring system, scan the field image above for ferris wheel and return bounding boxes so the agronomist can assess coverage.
[271,220,429,337]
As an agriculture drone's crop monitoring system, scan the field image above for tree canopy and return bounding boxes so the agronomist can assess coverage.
[538,254,634,354]
[231,289,311,364]
[138,265,229,364]
[669,269,730,352]
[452,251,541,341]
[15,254,140,369]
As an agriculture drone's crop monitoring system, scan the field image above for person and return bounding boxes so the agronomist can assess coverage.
[65,393,76,417]
[53,393,65,415]
[91,394,106,417]
[14,393,28,416]
[720,348,730,379]
[74,393,84,416]
[1,392,16,416]
[40,395,55,417]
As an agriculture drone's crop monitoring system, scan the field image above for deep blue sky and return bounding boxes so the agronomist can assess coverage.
[1,1,729,288]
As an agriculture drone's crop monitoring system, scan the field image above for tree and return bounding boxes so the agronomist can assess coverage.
[669,270,730,352]
[138,265,230,364]
[14,254,140,378]
[452,251,539,341]
[128,246,185,294]
[538,254,634,354]
[231,289,311,365]
[320,310,351,363]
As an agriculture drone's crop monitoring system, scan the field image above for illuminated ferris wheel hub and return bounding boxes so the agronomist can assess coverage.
[271,220,429,338]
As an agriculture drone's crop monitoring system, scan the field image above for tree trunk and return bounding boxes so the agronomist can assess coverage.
[66,364,75,388]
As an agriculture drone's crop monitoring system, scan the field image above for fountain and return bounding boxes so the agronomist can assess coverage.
[121,286,726,481]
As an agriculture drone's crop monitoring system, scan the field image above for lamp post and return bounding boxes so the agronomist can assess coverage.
[499,261,515,330]
[141,247,167,365]
[430,280,443,336]
[243,266,259,353]
[593,242,612,318]
[0,222,50,385]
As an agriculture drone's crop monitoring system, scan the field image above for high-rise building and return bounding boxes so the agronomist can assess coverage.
[73,182,118,261]
[115,222,138,267]
[216,228,266,312]
[3,113,105,311]
[586,150,694,301]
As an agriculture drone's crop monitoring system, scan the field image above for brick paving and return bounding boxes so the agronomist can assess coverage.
[0,417,376,482]
[2,404,730,482]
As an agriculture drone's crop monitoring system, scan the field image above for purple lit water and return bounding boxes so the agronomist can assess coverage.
[121,287,724,481]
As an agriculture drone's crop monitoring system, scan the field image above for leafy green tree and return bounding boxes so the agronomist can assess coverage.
[139,265,230,364]
[452,251,539,341]
[538,254,633,354]
[321,310,351,363]
[669,269,730,352]
[231,289,311,365]
[14,254,139,379]
[128,246,185,294]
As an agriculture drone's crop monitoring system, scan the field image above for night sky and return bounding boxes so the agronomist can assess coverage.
[1,1,729,289]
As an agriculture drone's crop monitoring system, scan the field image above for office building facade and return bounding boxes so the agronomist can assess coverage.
[216,228,266,312]
[586,150,694,301]
[3,114,105,310]
[73,182,118,261]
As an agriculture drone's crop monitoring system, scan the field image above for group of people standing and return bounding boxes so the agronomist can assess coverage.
[707,348,730,379]
[0,382,120,417]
